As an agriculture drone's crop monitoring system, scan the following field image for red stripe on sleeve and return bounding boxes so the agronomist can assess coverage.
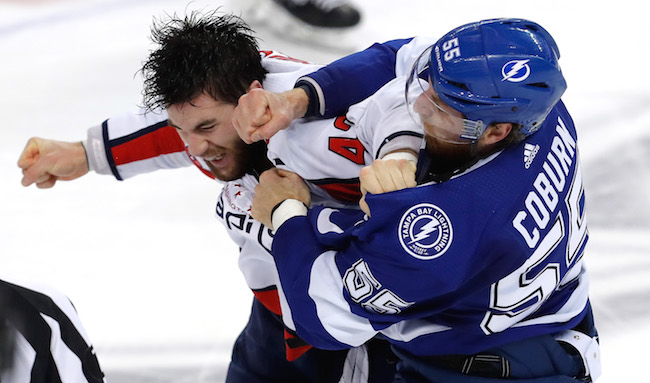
[112,125,186,166]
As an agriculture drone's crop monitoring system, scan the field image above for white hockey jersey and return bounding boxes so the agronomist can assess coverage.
[217,78,423,337]
[83,47,425,359]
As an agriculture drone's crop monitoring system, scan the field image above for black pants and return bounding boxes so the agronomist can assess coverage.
[226,297,396,383]
[393,305,599,383]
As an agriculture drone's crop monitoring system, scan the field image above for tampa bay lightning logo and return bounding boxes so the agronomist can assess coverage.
[501,59,531,82]
[398,203,453,260]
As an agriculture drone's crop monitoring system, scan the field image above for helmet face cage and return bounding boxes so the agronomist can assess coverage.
[405,46,486,144]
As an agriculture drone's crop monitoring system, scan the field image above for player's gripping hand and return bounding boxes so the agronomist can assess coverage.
[233,85,309,144]
[17,137,89,189]
[251,168,311,229]
[359,158,417,216]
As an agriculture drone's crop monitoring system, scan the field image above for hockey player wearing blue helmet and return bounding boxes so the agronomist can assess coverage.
[403,19,568,183]
[251,19,601,382]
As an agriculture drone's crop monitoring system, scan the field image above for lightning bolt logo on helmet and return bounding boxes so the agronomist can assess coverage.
[501,59,531,82]
[399,203,453,260]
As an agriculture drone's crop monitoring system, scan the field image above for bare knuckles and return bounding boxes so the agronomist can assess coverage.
[360,158,417,195]
[17,138,89,188]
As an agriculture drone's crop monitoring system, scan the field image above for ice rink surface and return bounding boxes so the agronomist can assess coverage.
[1,0,649,381]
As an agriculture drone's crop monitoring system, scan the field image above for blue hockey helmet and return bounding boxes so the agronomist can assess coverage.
[406,18,567,143]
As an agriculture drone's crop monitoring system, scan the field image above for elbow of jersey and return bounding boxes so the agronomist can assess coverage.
[294,322,352,351]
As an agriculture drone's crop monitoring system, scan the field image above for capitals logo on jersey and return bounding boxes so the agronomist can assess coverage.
[398,203,453,260]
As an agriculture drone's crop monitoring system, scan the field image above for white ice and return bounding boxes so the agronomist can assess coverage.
[1,0,649,381]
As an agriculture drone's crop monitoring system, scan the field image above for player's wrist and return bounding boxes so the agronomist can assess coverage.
[80,140,92,172]
[85,125,111,175]
[382,150,418,163]
[271,199,308,230]
[286,87,309,119]
[294,79,321,118]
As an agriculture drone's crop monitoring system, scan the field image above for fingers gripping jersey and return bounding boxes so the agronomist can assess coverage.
[216,76,425,327]
[216,176,277,306]
[211,78,424,363]
[267,77,423,206]
[272,101,592,357]
[84,45,428,362]
[86,38,436,180]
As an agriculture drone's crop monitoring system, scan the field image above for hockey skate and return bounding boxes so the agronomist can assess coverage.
[240,0,362,52]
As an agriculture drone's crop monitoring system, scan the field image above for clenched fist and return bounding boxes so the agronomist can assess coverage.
[17,137,89,189]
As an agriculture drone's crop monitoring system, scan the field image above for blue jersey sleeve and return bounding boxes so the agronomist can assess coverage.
[296,38,413,118]
[270,103,592,356]
[272,213,363,350]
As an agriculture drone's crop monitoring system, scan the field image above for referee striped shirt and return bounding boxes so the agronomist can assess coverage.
[0,275,105,383]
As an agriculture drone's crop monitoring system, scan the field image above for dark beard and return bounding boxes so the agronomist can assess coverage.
[244,140,273,178]
[415,135,479,184]
[207,140,271,182]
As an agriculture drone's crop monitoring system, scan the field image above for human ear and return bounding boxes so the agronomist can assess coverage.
[248,80,263,91]
[482,123,512,145]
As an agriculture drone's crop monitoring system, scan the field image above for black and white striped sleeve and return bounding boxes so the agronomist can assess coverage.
[0,276,105,383]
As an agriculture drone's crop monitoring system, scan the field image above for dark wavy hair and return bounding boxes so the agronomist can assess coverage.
[141,11,267,111]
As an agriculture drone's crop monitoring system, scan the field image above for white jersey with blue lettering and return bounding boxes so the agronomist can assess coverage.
[81,55,424,337]
[217,77,424,332]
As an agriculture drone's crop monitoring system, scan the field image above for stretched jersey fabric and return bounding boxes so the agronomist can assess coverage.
[215,77,423,337]
[271,100,592,358]
[85,51,324,180]
[0,276,105,383]
[296,37,436,118]
[81,49,424,361]
[85,39,435,180]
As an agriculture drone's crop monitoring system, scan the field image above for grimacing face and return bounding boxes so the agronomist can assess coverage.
[167,93,250,181]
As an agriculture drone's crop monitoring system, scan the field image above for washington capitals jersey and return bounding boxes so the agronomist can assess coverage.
[214,77,424,335]
[86,38,437,181]
[271,100,591,357]
[82,49,425,340]
[85,51,324,181]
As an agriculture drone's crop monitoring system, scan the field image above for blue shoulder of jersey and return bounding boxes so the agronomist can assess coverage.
[298,38,414,118]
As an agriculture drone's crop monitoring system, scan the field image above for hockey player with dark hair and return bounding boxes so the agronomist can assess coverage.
[17,10,428,383]
[250,19,602,382]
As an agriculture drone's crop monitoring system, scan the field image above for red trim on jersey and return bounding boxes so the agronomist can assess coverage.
[252,288,283,316]
[253,287,313,360]
[317,182,362,203]
[284,329,313,361]
[185,148,216,180]
[260,50,309,64]
[112,125,185,166]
